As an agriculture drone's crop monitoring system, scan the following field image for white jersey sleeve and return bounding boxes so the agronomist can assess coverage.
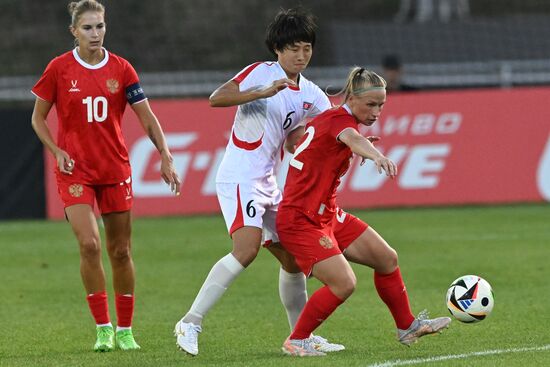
[307,84,331,118]
[232,62,274,91]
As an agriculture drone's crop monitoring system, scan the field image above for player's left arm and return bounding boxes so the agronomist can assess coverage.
[338,128,397,178]
[131,100,181,195]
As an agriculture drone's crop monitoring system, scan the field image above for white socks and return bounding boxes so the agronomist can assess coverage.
[278,268,307,331]
[183,253,244,326]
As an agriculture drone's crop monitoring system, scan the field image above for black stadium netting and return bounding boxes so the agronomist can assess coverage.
[2,0,550,99]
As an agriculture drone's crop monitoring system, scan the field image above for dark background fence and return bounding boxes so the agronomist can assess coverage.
[2,0,550,75]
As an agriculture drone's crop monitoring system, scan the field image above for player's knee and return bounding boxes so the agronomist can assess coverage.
[108,241,132,263]
[385,247,398,270]
[333,274,357,300]
[232,246,259,267]
[78,236,101,260]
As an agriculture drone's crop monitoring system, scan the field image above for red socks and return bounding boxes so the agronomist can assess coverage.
[374,267,415,330]
[86,291,110,325]
[288,267,415,339]
[115,294,135,328]
[86,292,135,327]
[290,286,344,340]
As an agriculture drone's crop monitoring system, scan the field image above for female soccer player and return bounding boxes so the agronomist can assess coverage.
[31,0,180,352]
[276,67,451,356]
[174,8,343,355]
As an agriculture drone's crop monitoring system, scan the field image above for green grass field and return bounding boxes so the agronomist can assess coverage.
[1,204,549,366]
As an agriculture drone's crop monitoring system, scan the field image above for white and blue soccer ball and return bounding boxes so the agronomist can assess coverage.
[446,275,494,323]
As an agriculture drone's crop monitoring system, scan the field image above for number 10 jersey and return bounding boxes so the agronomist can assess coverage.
[32,48,145,184]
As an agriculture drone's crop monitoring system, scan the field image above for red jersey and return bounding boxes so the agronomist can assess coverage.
[280,106,359,224]
[32,48,145,184]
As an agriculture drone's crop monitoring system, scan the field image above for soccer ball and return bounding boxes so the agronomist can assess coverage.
[446,275,494,323]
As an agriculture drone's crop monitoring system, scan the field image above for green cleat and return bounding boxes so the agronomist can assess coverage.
[94,326,115,352]
[116,329,141,351]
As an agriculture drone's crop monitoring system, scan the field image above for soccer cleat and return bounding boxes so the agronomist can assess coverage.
[310,334,345,352]
[94,325,115,352]
[398,309,452,346]
[174,320,201,356]
[282,338,326,357]
[116,329,141,350]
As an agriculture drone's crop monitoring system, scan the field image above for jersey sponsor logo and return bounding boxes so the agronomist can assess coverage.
[68,184,83,197]
[68,80,81,92]
[319,235,334,249]
[106,79,120,94]
[303,101,313,110]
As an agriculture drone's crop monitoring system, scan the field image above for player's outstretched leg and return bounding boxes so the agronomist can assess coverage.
[397,310,451,346]
[174,320,202,356]
[94,325,115,352]
[116,329,141,350]
[282,338,326,357]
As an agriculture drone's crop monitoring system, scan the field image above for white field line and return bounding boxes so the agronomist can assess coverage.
[367,344,550,367]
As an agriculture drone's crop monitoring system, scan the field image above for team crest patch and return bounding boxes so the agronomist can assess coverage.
[319,235,333,249]
[303,101,313,110]
[68,184,84,198]
[106,79,120,93]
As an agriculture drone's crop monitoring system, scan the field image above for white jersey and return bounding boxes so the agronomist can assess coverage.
[216,61,331,183]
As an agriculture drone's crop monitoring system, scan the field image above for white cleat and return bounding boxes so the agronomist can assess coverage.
[310,334,345,352]
[174,320,201,356]
[282,337,326,357]
[398,310,451,346]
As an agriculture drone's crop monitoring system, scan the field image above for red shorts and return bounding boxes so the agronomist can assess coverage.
[57,176,133,214]
[277,208,368,276]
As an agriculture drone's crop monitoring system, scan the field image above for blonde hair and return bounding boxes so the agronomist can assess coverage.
[68,0,105,29]
[334,67,386,105]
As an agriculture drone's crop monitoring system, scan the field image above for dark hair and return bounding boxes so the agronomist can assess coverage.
[265,7,317,55]
[381,54,402,70]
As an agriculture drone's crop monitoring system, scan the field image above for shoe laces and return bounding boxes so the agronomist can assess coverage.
[178,322,200,340]
[117,330,133,342]
[310,335,327,344]
[417,309,429,321]
[301,338,319,352]
[97,327,113,339]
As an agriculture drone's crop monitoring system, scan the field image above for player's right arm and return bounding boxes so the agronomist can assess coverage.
[31,97,74,175]
[338,127,397,178]
[209,78,295,107]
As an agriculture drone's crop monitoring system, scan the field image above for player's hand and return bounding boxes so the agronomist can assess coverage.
[55,150,74,175]
[373,155,397,179]
[260,78,296,98]
[367,136,381,144]
[160,153,181,196]
[360,136,381,166]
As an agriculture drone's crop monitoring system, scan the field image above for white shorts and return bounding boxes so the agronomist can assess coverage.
[216,179,282,245]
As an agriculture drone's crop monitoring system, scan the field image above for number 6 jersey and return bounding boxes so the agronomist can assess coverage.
[32,48,146,184]
[215,61,331,184]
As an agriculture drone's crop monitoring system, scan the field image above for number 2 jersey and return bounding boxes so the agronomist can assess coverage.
[215,61,331,184]
[280,106,360,225]
[32,48,146,184]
